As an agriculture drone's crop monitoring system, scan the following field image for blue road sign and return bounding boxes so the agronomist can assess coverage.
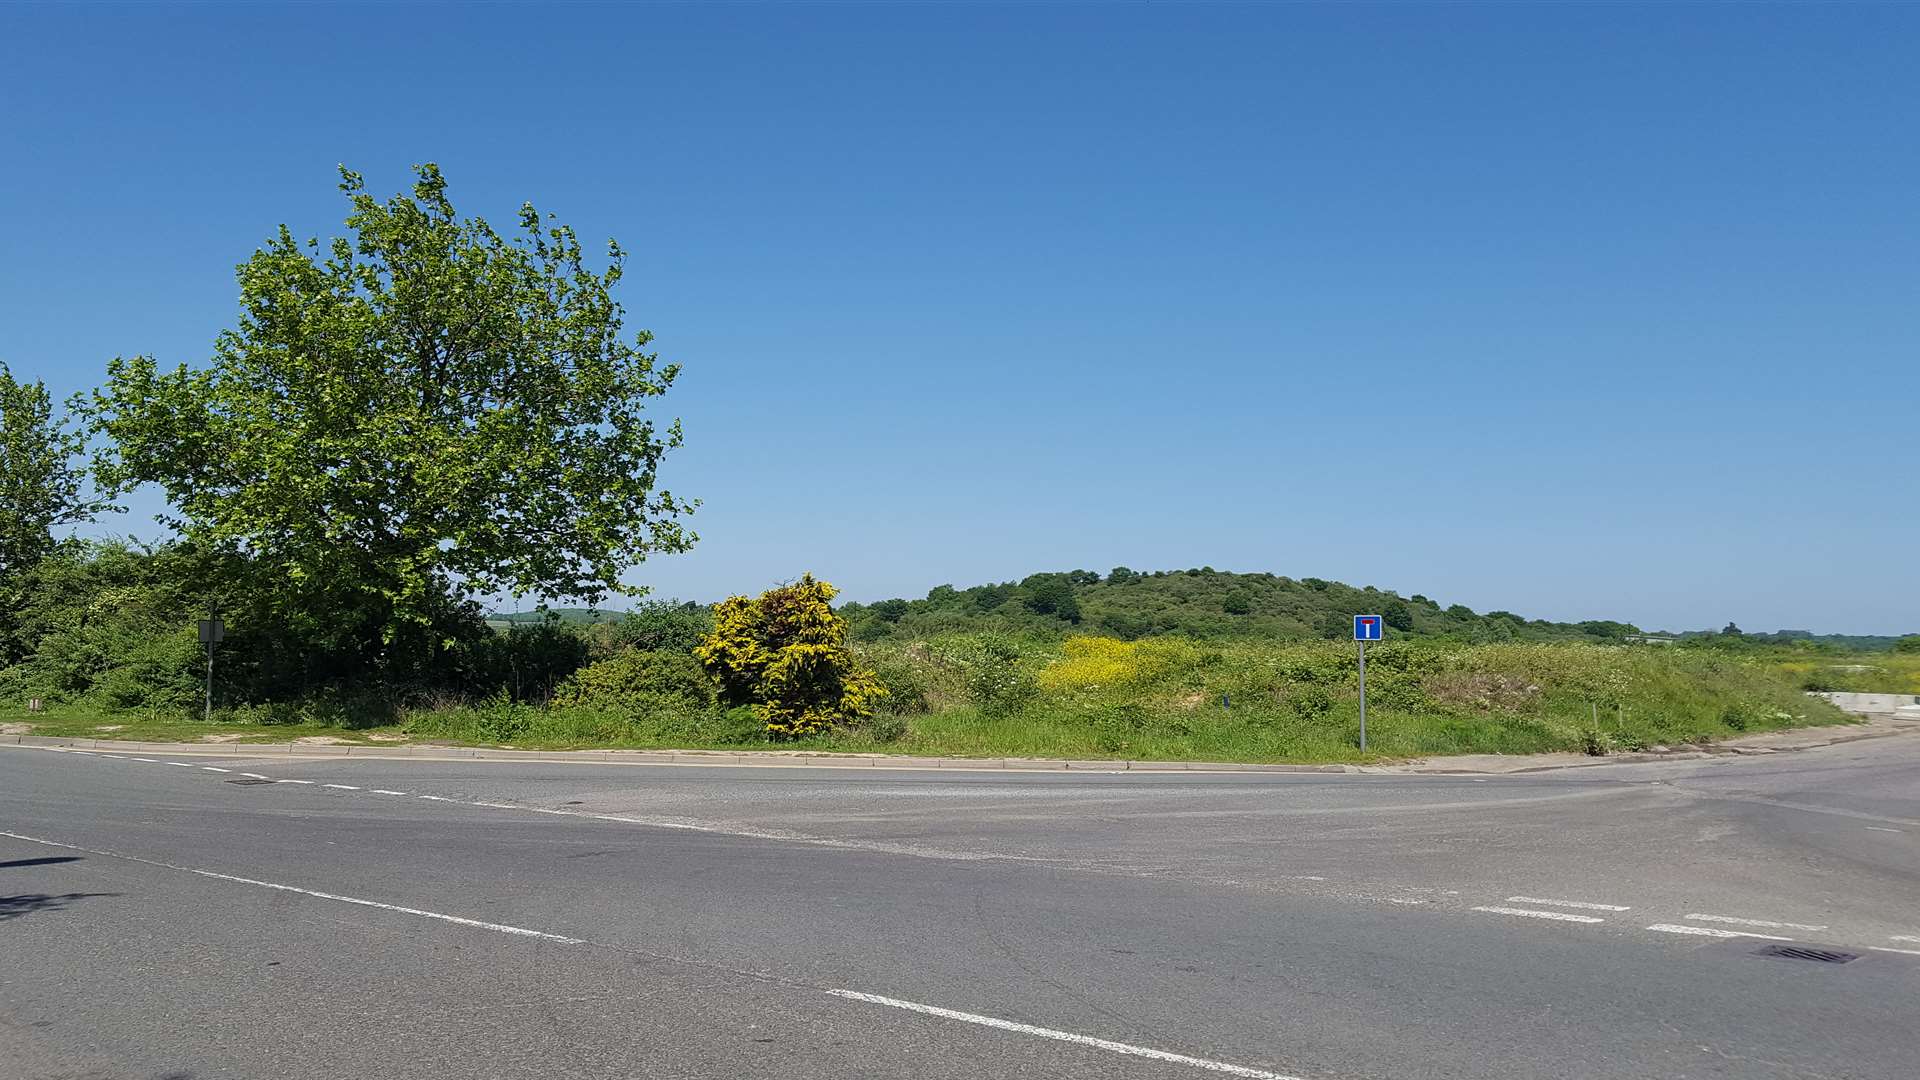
[1354,615,1383,641]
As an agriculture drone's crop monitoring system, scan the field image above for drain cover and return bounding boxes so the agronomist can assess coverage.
[225,777,275,786]
[1755,944,1858,964]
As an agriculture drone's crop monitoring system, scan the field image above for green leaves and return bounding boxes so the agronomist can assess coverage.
[85,164,696,646]
[0,363,115,579]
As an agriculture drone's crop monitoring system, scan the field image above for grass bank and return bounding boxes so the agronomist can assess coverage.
[4,637,1854,764]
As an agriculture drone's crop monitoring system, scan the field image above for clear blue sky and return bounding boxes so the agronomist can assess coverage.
[3,3,1914,634]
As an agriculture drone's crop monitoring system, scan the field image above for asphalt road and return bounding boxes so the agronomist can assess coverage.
[3,736,1917,1080]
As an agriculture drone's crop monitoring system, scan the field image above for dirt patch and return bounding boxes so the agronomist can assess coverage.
[1175,692,1208,710]
[1423,673,1541,711]
[198,733,247,744]
[365,733,409,743]
[293,735,353,746]
[93,724,126,732]
[0,722,32,735]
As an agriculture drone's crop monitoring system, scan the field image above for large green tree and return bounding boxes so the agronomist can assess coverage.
[1,363,111,578]
[87,165,695,655]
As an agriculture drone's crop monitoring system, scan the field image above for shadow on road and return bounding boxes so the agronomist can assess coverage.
[0,892,120,920]
[0,856,83,870]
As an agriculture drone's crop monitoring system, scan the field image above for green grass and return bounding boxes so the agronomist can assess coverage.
[1768,651,1920,696]
[6,637,1858,764]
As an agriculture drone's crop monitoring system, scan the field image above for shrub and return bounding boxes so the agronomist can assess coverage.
[614,600,712,654]
[865,651,931,714]
[552,650,715,715]
[930,633,1039,717]
[695,574,887,738]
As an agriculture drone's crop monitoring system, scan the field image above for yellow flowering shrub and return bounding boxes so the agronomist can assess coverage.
[1038,636,1199,692]
[694,574,886,738]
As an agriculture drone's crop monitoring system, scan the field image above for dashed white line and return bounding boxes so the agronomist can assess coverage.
[1647,924,1792,940]
[416,794,453,801]
[1892,935,1920,944]
[369,789,408,796]
[1864,826,1902,833]
[1471,906,1605,924]
[0,829,583,944]
[167,762,196,767]
[200,767,231,773]
[1685,914,1827,931]
[827,990,1305,1079]
[322,784,360,790]
[240,773,270,780]
[274,779,315,785]
[1505,896,1631,912]
[132,758,158,763]
[1870,946,1920,957]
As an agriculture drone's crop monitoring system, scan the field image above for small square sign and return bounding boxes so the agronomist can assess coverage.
[1354,615,1383,641]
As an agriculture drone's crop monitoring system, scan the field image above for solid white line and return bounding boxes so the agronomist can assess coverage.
[1471,906,1605,924]
[322,784,360,790]
[1647,924,1792,940]
[274,779,314,785]
[369,789,408,796]
[200,767,231,773]
[0,829,584,944]
[239,773,270,780]
[1685,914,1827,931]
[1893,935,1920,944]
[1505,896,1631,912]
[1870,946,1920,956]
[826,990,1305,1079]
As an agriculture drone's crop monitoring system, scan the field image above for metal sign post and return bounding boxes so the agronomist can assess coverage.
[1353,615,1383,750]
[198,617,225,722]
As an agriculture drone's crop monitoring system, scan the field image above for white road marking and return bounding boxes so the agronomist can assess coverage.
[167,762,196,767]
[1869,946,1920,956]
[1471,905,1605,924]
[826,990,1305,1079]
[1505,896,1631,912]
[201,767,231,773]
[0,829,584,944]
[132,758,158,763]
[274,779,315,785]
[68,750,93,755]
[322,784,360,790]
[1893,935,1920,944]
[1647,924,1792,940]
[1864,826,1902,833]
[369,789,408,796]
[240,773,270,780]
[1685,914,1827,931]
[416,795,453,801]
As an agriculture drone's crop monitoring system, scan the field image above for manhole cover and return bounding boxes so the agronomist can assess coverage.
[1755,944,1858,964]
[225,777,275,786]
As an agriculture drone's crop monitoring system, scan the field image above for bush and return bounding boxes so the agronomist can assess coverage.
[695,574,887,738]
[614,600,712,654]
[930,633,1039,717]
[552,650,715,715]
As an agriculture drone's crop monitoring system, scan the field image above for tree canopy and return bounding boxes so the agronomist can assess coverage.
[86,165,695,646]
[1,362,112,576]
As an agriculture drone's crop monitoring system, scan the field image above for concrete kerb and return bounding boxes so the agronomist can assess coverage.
[5,719,1906,775]
[0,733,1348,775]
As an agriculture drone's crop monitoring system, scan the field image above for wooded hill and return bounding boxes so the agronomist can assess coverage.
[834,568,1641,644]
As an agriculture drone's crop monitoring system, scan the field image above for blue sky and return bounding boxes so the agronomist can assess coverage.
[2,3,1914,633]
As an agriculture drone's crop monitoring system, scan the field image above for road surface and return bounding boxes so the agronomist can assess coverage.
[3,735,1917,1079]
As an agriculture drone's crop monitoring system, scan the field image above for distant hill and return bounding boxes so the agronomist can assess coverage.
[837,568,1644,645]
[484,607,627,629]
